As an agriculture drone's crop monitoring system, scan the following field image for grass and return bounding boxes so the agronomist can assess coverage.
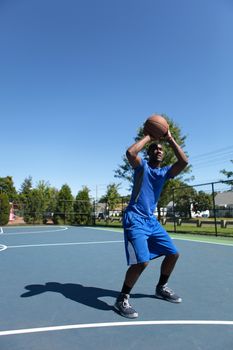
[94,223,233,245]
[164,223,233,237]
[95,219,233,238]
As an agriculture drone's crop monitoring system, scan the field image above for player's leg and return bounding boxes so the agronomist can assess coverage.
[122,261,149,292]
[114,262,148,319]
[155,253,182,303]
[148,219,182,303]
[159,252,179,278]
[114,216,150,318]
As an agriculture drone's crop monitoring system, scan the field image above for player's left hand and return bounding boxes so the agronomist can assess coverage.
[163,129,172,140]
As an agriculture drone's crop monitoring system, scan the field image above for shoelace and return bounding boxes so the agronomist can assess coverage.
[162,285,174,295]
[122,298,131,309]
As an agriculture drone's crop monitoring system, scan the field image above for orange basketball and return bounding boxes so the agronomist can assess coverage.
[143,114,168,139]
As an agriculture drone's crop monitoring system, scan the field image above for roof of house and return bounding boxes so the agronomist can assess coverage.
[215,191,233,206]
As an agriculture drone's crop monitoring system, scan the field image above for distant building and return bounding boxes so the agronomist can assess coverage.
[213,191,233,217]
[214,191,233,208]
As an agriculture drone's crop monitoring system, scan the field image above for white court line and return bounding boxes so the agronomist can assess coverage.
[172,237,233,247]
[6,240,124,249]
[0,320,232,336]
[87,227,233,247]
[1,226,68,236]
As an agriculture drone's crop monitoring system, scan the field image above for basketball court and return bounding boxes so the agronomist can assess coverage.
[0,225,232,349]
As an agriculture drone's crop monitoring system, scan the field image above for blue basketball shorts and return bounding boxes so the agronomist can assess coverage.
[123,210,179,265]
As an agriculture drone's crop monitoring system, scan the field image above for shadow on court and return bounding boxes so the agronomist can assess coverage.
[21,282,152,311]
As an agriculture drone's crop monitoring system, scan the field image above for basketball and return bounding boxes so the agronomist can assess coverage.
[143,114,169,139]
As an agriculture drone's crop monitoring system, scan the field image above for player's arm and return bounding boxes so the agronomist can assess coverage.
[126,134,152,169]
[165,130,189,177]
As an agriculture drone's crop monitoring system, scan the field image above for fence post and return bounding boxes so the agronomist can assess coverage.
[64,200,66,225]
[211,183,218,236]
[221,219,226,228]
[172,188,176,233]
[93,200,96,226]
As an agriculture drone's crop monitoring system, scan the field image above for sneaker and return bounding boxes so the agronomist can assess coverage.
[114,293,138,318]
[155,284,182,303]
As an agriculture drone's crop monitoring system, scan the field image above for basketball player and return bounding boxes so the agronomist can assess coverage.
[114,129,188,318]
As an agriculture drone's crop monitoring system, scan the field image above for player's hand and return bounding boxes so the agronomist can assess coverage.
[143,132,155,142]
[163,129,172,142]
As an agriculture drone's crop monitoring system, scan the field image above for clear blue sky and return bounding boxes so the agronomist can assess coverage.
[0,0,233,199]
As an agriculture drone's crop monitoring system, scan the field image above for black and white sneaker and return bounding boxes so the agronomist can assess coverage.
[155,284,182,303]
[114,293,138,318]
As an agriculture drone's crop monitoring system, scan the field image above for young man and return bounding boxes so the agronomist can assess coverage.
[114,127,188,318]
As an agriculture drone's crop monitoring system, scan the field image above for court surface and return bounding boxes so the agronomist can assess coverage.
[0,225,232,350]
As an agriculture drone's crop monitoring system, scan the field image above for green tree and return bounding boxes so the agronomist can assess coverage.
[0,192,10,225]
[192,191,212,213]
[220,160,233,190]
[172,184,196,218]
[36,181,58,224]
[99,183,122,211]
[172,186,212,219]
[0,176,18,202]
[53,184,73,225]
[20,179,59,224]
[73,186,92,225]
[23,189,44,224]
[19,176,33,197]
[45,187,59,222]
[18,176,33,215]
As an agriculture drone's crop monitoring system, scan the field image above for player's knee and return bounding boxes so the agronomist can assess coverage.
[142,261,149,270]
[167,252,179,261]
[173,252,180,261]
[138,261,149,272]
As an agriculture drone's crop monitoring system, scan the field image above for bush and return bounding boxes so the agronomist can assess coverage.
[0,193,10,225]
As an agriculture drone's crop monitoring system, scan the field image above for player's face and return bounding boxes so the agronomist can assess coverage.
[149,144,164,162]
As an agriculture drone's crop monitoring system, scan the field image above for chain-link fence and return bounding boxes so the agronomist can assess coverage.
[8,181,233,237]
[167,180,233,237]
[9,200,95,226]
[94,181,233,237]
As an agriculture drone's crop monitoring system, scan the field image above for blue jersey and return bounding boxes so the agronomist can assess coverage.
[127,159,173,217]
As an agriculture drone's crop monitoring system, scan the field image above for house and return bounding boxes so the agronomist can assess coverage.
[164,191,233,218]
[214,191,233,208]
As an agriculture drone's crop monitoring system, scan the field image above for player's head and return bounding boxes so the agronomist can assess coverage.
[147,142,164,163]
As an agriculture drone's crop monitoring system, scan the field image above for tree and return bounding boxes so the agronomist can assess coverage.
[53,184,73,225]
[220,160,233,190]
[19,176,33,197]
[45,187,59,222]
[192,191,212,213]
[23,189,44,224]
[0,192,10,225]
[173,184,196,218]
[36,181,58,224]
[99,183,122,211]
[18,176,33,215]
[0,176,18,202]
[22,180,58,224]
[73,186,92,225]
[18,176,32,208]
